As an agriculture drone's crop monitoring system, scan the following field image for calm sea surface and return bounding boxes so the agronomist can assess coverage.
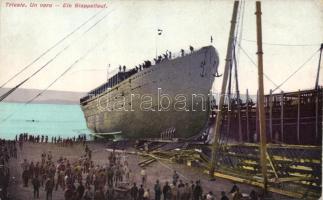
[0,102,90,140]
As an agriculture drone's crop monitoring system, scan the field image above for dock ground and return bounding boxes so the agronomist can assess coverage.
[7,142,292,200]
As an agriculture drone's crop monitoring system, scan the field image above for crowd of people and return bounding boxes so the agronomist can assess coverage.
[17,144,261,199]
[0,132,263,200]
[17,133,87,149]
[118,45,196,80]
[20,143,134,200]
[0,139,16,199]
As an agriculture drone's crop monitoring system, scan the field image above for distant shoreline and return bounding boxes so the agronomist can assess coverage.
[0,101,81,106]
[0,88,86,104]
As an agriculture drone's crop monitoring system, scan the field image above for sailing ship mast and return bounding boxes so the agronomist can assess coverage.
[209,0,239,178]
[210,0,269,192]
[255,1,268,191]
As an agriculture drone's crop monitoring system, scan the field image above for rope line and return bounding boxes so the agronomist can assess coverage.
[27,29,114,104]
[272,49,320,92]
[0,9,115,102]
[242,38,320,47]
[237,44,281,90]
[0,9,105,89]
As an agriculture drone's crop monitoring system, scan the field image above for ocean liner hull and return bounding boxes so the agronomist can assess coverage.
[81,46,219,139]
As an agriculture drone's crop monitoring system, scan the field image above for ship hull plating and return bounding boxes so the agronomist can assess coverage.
[81,46,219,138]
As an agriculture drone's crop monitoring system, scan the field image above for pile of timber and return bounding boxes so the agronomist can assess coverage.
[215,143,322,199]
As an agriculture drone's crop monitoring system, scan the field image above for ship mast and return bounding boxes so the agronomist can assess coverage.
[255,1,268,191]
[209,1,239,178]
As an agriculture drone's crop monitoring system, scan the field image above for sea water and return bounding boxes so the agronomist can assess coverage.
[0,102,90,140]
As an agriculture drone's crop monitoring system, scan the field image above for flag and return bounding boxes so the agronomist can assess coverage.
[158,29,163,35]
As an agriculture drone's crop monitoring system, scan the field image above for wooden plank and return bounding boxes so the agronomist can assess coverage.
[213,172,305,199]
[266,152,279,179]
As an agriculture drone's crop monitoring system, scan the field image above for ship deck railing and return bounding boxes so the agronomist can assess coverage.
[80,46,211,104]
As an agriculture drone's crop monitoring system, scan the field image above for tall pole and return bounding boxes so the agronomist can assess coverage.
[315,44,322,90]
[315,44,323,140]
[315,89,319,139]
[155,34,158,59]
[255,1,268,191]
[107,64,110,81]
[209,1,239,177]
[280,91,284,142]
[233,44,242,142]
[246,89,250,142]
[269,89,273,142]
[297,89,301,144]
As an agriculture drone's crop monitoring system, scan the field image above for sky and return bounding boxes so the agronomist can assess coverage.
[0,0,322,96]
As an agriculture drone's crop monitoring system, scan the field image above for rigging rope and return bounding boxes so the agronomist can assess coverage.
[241,38,320,47]
[0,46,69,102]
[27,30,113,104]
[0,9,115,102]
[1,11,119,123]
[272,48,320,92]
[237,44,281,90]
[0,9,105,89]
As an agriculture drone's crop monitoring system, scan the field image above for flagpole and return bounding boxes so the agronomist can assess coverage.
[156,29,163,60]
[155,33,158,59]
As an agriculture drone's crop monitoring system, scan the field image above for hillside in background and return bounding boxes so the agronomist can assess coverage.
[0,88,86,104]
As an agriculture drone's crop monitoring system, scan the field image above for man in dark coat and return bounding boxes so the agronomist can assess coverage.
[22,169,29,187]
[45,177,54,200]
[76,181,85,199]
[154,180,162,200]
[220,191,229,200]
[193,181,203,200]
[130,183,138,200]
[162,181,171,200]
[138,185,144,200]
[32,176,40,198]
[105,184,115,200]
